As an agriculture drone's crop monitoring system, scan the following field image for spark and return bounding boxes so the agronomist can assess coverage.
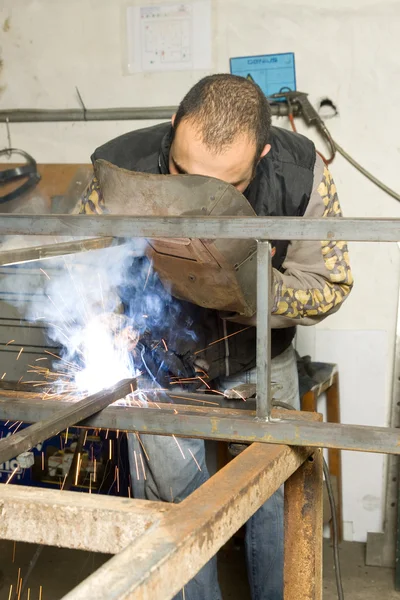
[89,473,92,494]
[168,394,219,406]
[6,339,15,346]
[134,450,140,480]
[93,458,97,482]
[27,589,31,600]
[188,449,202,471]
[65,428,69,442]
[7,584,13,600]
[18,376,23,383]
[17,577,22,600]
[40,268,51,280]
[194,326,251,354]
[16,347,24,360]
[128,486,131,498]
[83,430,88,445]
[116,466,120,493]
[105,429,109,439]
[172,435,186,459]
[197,376,210,389]
[130,383,136,395]
[35,357,48,362]
[41,452,45,470]
[143,260,153,290]
[1,372,6,379]
[183,587,186,600]
[39,585,43,600]
[161,338,168,351]
[12,421,23,434]
[136,433,150,461]
[139,451,147,480]
[4,420,9,426]
[16,568,21,591]
[229,388,246,401]
[75,453,81,486]
[12,541,16,563]
[109,439,112,461]
[61,473,67,490]
[116,429,119,439]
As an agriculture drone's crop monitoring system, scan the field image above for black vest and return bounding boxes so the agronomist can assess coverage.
[93,123,316,381]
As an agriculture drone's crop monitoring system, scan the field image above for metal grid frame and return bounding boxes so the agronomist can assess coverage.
[0,214,399,599]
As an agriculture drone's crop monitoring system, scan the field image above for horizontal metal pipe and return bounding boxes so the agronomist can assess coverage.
[1,396,400,455]
[0,215,398,242]
[0,379,135,464]
[0,103,295,123]
[0,236,120,266]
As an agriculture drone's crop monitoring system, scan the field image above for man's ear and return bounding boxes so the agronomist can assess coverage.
[260,144,271,159]
[171,114,176,127]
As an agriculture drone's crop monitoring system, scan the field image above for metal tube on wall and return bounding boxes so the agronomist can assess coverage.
[256,240,272,420]
[0,103,296,123]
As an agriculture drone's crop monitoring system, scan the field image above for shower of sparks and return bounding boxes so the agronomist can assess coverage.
[172,435,186,459]
[5,466,19,484]
[16,347,24,360]
[40,268,51,280]
[188,449,202,471]
[194,326,251,355]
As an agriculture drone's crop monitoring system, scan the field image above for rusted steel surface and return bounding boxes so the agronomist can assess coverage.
[284,449,323,600]
[0,379,135,464]
[0,484,171,554]
[62,442,313,600]
[1,393,400,455]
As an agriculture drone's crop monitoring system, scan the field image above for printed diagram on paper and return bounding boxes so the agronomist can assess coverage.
[141,5,191,69]
[126,2,212,73]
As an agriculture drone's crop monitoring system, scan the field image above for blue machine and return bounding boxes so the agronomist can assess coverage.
[230,52,296,97]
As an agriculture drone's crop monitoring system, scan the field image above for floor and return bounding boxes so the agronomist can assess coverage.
[0,539,398,600]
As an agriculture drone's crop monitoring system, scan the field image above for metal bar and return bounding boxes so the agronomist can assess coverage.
[0,215,398,242]
[284,449,323,600]
[0,103,295,123]
[0,379,135,464]
[256,240,272,419]
[62,442,312,600]
[2,395,400,454]
[0,484,172,554]
[0,237,122,266]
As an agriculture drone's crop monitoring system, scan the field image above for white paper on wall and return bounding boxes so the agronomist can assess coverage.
[126,1,212,73]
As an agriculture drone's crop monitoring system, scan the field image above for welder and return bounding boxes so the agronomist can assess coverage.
[79,74,353,600]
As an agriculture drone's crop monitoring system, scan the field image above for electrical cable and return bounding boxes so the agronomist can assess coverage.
[287,104,400,202]
[272,399,344,600]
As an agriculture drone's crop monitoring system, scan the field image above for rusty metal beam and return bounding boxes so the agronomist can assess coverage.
[1,394,400,455]
[0,379,135,464]
[284,449,323,600]
[0,484,171,554]
[62,442,313,600]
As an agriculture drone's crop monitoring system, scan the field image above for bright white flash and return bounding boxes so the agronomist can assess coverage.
[74,316,136,395]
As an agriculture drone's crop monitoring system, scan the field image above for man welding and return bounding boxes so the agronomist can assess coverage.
[80,74,353,600]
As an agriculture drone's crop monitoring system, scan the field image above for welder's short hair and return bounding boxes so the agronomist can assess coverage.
[173,74,272,157]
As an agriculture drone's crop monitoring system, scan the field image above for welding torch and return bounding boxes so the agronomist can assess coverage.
[269,90,336,164]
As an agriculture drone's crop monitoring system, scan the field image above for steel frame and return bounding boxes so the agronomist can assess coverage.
[0,214,399,599]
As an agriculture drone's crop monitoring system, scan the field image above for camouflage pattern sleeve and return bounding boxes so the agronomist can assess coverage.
[78,176,107,214]
[270,154,354,328]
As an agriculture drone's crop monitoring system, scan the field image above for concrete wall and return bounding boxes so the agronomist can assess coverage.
[1,0,400,541]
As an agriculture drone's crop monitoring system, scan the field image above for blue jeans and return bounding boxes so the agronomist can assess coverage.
[128,345,300,600]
